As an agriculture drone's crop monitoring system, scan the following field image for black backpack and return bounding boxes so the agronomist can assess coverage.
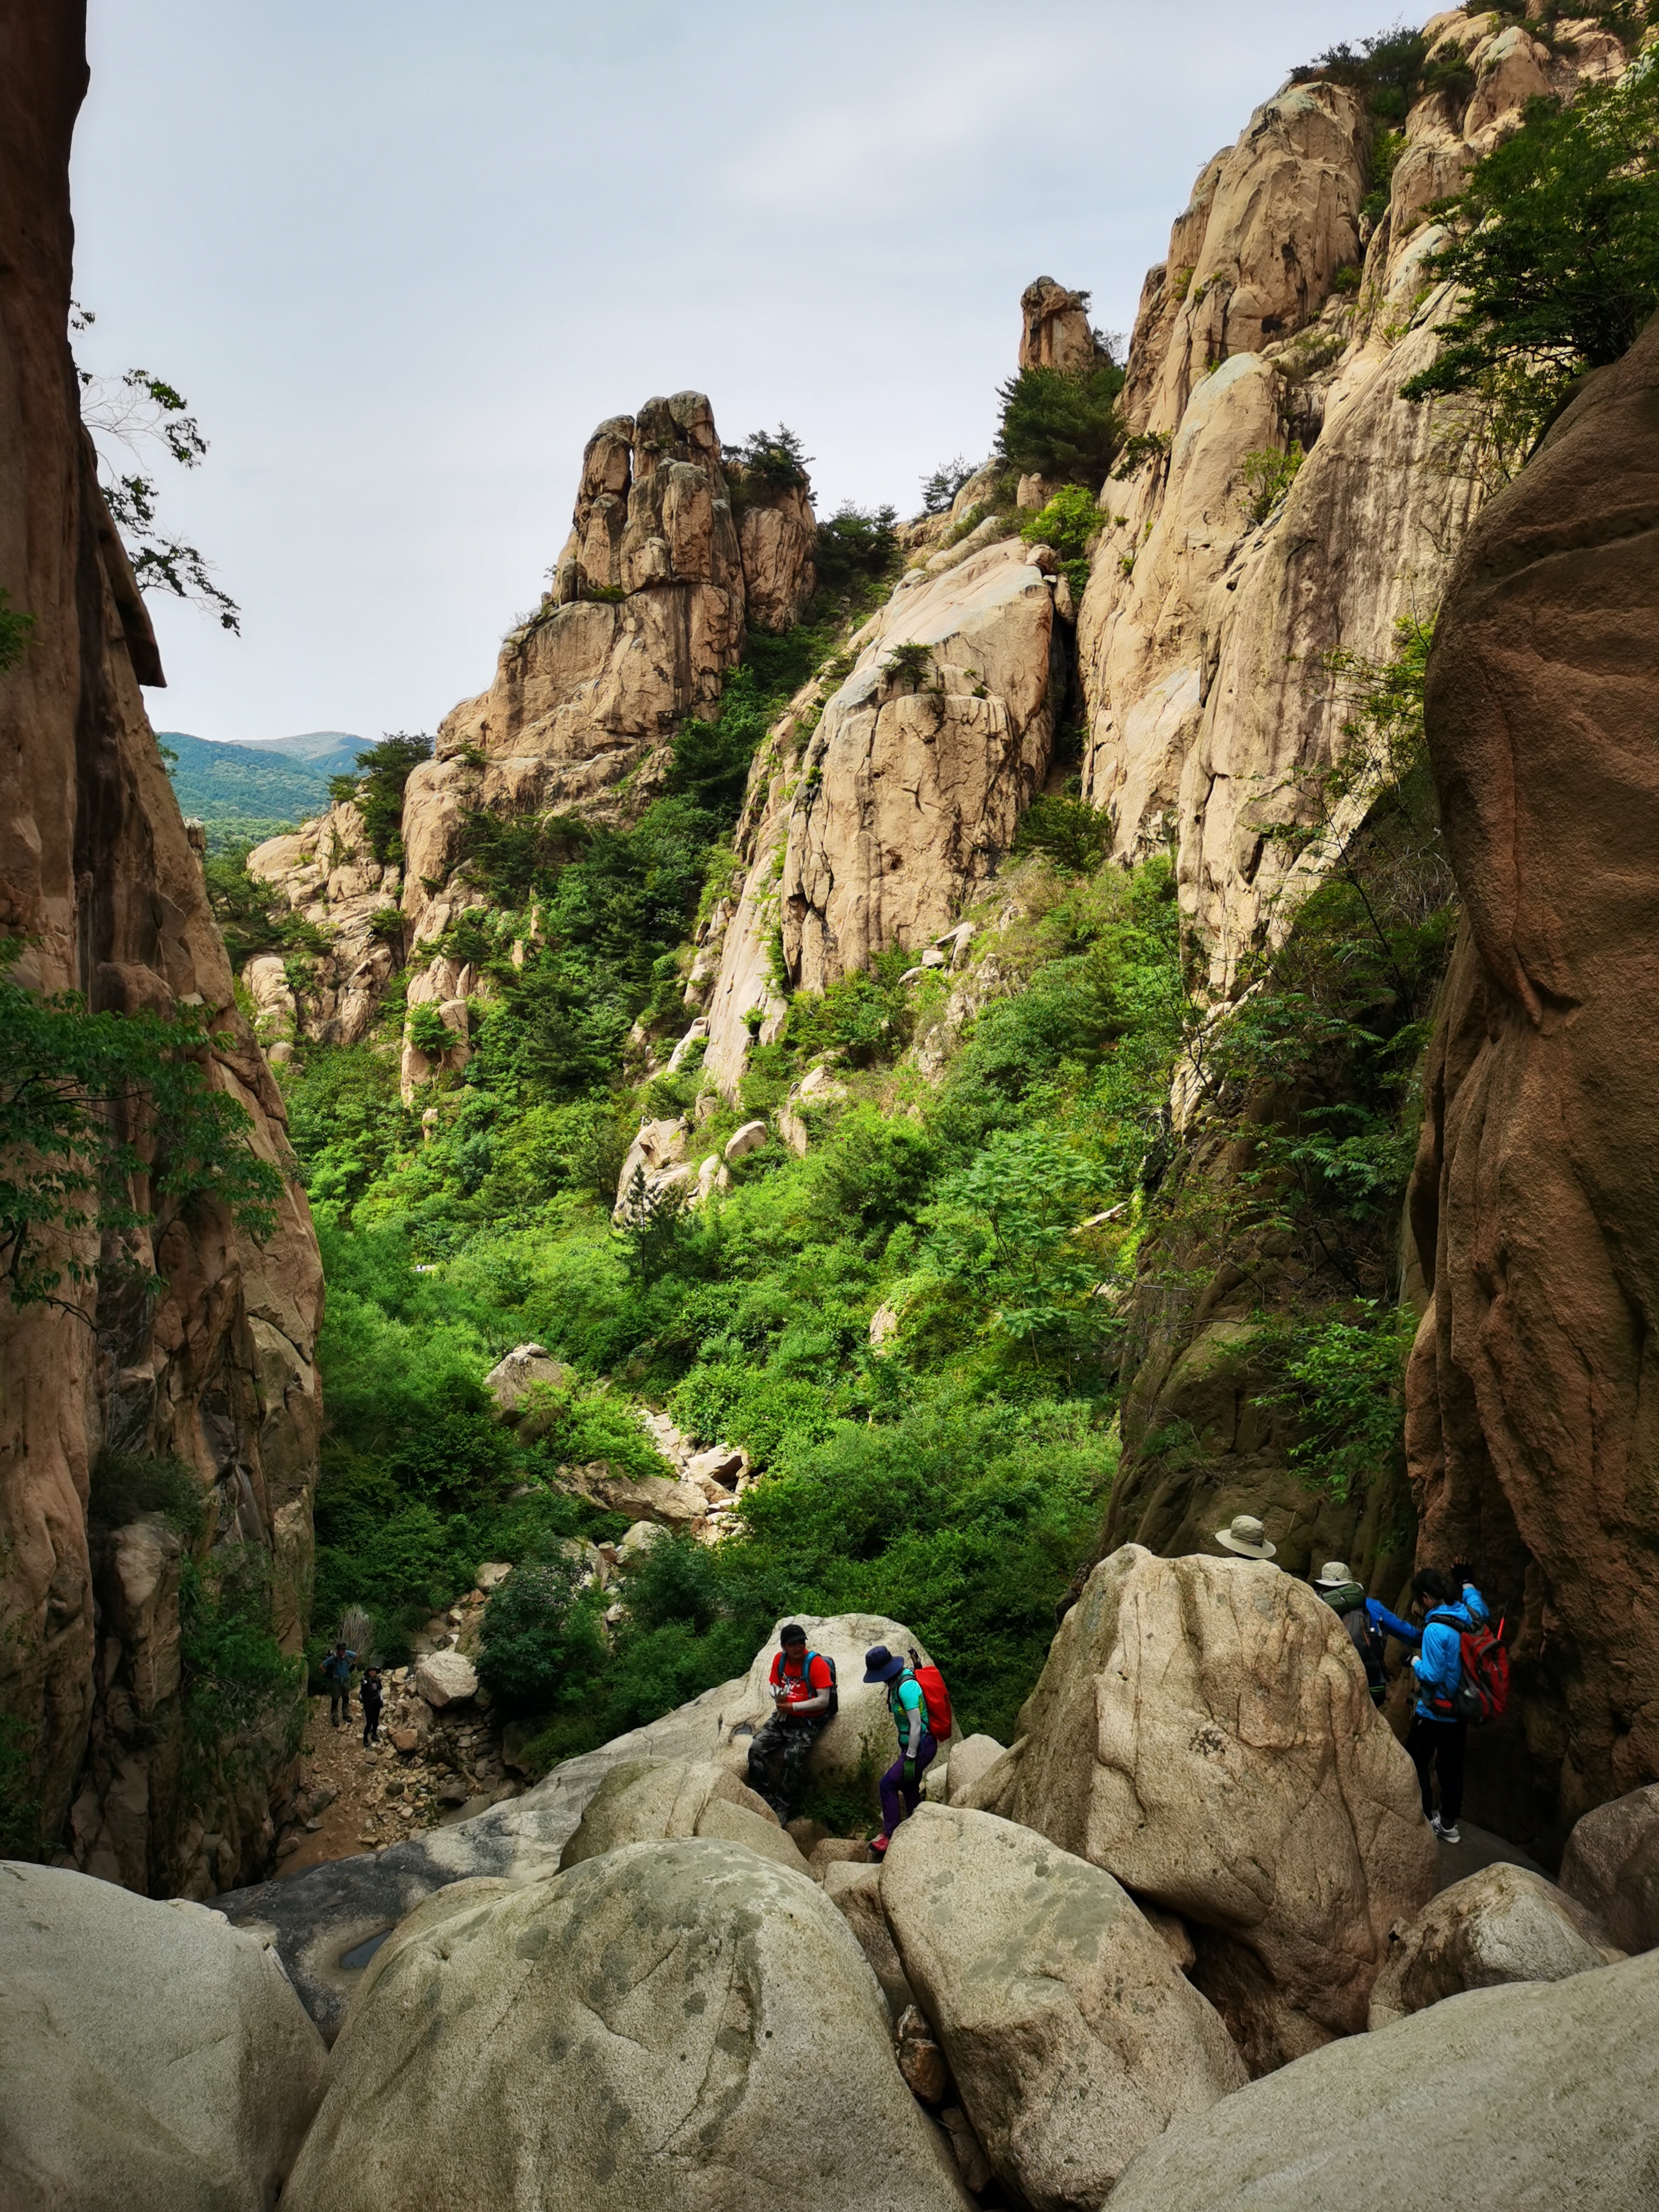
[1324,1585,1386,1702]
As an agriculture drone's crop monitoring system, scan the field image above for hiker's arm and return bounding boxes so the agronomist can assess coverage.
[1370,1600,1419,1644]
[794,1661,832,1717]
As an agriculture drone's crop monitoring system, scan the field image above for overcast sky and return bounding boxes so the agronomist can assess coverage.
[72,1,1394,745]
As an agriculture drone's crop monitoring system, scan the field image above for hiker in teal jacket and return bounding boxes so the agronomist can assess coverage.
[865,1644,937,1855]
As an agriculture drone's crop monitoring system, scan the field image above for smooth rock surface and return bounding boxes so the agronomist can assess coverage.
[881,1806,1245,2210]
[1369,1862,1617,2028]
[414,1649,478,1709]
[1007,1546,1436,2069]
[0,1861,327,2212]
[1559,1782,1659,1956]
[1107,1949,1659,2212]
[283,1839,972,2212]
[557,1755,782,1868]
[823,1857,916,2019]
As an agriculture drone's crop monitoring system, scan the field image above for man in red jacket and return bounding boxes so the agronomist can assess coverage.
[746,1623,836,1822]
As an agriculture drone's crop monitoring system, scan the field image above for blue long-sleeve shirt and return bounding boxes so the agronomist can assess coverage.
[1412,1586,1487,1720]
[1365,1597,1419,1646]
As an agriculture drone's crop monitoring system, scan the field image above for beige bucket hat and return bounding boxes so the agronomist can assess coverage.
[1313,1561,1355,1587]
[1215,1513,1276,1560]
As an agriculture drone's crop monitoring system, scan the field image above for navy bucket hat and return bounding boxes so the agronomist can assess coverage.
[863,1643,904,1684]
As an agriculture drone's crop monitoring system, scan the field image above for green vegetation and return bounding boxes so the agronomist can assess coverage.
[327,734,434,863]
[723,424,813,503]
[995,358,1127,490]
[159,732,346,853]
[921,457,977,514]
[1402,60,1659,462]
[1238,443,1305,524]
[1021,484,1101,602]
[179,1549,304,1768]
[0,590,35,674]
[204,843,332,970]
[0,942,281,1312]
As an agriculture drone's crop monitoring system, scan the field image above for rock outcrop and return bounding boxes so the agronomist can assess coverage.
[556,1755,802,1873]
[1367,1862,1617,2029]
[1404,310,1659,1852]
[0,8,323,1892]
[782,541,1059,994]
[1107,1949,1659,2212]
[882,1805,1245,2209]
[1005,1546,1436,2070]
[0,1860,327,2211]
[1559,1783,1659,1957]
[1019,276,1101,373]
[244,800,400,1045]
[281,1839,973,2212]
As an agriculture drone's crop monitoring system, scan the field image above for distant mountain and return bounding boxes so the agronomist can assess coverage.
[158,731,360,854]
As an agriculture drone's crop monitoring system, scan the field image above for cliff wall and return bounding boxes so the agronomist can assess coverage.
[0,4,323,1894]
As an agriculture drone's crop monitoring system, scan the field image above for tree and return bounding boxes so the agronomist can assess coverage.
[921,457,976,514]
[0,942,283,1312]
[327,734,434,863]
[1402,64,1659,462]
[73,306,241,632]
[722,424,813,492]
[994,361,1126,488]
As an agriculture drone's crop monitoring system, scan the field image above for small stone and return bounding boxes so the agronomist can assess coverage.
[894,2005,950,2104]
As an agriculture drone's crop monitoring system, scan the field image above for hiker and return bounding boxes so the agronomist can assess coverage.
[360,1666,384,1748]
[321,1640,356,1729]
[1214,1513,1278,1563]
[745,1623,837,1822]
[1406,1565,1490,1845]
[864,1644,939,1857]
[1312,1561,1421,1705]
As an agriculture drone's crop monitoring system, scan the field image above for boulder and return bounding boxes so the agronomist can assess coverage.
[823,1858,916,2019]
[1369,1863,1617,2029]
[557,1755,783,1868]
[617,1516,670,1563]
[777,1061,849,1154]
[944,1732,1008,1806]
[481,1343,569,1427]
[475,1560,512,1591]
[735,1612,953,1788]
[1107,1950,1659,2212]
[0,1862,327,2212]
[614,1116,692,1216]
[415,1649,478,1709]
[894,2002,951,2101]
[1558,1782,1659,1956]
[723,1118,769,1162]
[881,1806,1245,2210]
[281,1840,972,2212]
[1007,1546,1436,2070]
[574,1467,708,1527]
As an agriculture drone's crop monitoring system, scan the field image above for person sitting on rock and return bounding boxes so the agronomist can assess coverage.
[1312,1561,1421,1706]
[321,1640,357,1729]
[745,1623,836,1822]
[360,1666,384,1748]
[1406,1565,1489,1846]
[864,1644,937,1858]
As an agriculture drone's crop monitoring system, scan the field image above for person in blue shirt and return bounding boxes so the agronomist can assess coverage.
[1312,1561,1419,1704]
[1406,1565,1488,1845]
[320,1641,357,1729]
[863,1643,937,1857]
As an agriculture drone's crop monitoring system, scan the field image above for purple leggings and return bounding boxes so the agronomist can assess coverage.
[879,1731,938,1837]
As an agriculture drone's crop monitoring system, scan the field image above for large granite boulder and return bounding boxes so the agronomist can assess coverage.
[1404,311,1659,1852]
[1107,1949,1659,2212]
[558,1755,808,1876]
[1369,1862,1618,2029]
[1559,1781,1659,1955]
[880,1806,1245,2210]
[0,1861,327,2211]
[282,1839,971,2212]
[822,1858,916,2019]
[733,1612,951,1788]
[1007,1545,1436,2071]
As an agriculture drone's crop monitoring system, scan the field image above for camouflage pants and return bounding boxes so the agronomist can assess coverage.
[745,1713,828,1820]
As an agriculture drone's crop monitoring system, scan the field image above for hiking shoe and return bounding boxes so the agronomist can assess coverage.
[1438,1822,1461,1845]
[869,1834,890,1857]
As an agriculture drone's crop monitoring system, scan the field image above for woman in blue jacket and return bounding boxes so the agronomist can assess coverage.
[1406,1566,1487,1845]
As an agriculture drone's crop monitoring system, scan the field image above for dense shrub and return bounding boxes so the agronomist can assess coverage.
[327,733,433,864]
[995,361,1126,488]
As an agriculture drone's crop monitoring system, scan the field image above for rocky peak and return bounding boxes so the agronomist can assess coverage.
[1019,275,1101,371]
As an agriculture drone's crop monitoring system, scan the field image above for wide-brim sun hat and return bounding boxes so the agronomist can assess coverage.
[1215,1514,1276,1560]
[1313,1561,1355,1587]
[863,1643,905,1683]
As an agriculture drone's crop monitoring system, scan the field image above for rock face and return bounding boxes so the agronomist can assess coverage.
[1107,1949,1659,2212]
[781,540,1058,994]
[1560,1784,1659,1956]
[281,1840,973,2212]
[244,799,400,1045]
[882,1806,1245,2210]
[0,10,323,1892]
[823,1858,916,2018]
[1006,1547,1436,2070]
[734,474,816,632]
[1367,1863,1616,2029]
[0,1860,327,2211]
[1078,7,1641,1624]
[1404,311,1659,1852]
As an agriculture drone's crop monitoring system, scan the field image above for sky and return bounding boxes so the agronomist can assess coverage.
[72,1,1396,745]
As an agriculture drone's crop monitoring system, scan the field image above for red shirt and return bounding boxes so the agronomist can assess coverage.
[769,1650,833,1715]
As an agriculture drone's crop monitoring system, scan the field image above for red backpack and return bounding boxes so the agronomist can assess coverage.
[907,1649,953,1738]
[1429,1609,1510,1724]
